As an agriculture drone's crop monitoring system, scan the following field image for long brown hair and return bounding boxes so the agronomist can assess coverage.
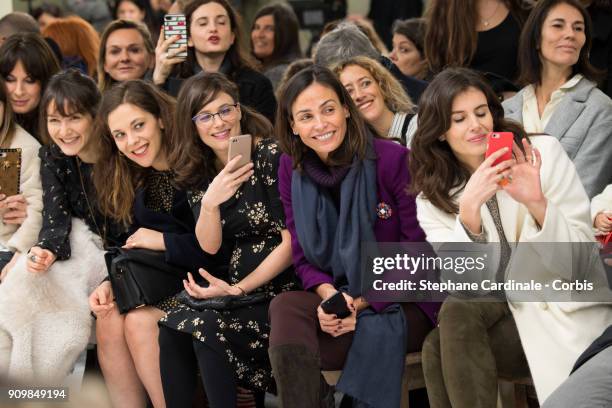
[168,71,272,190]
[42,16,100,77]
[275,64,370,170]
[517,0,601,86]
[409,67,528,214]
[97,19,155,92]
[94,80,175,226]
[0,33,60,139]
[425,0,530,75]
[177,0,259,79]
[0,77,16,148]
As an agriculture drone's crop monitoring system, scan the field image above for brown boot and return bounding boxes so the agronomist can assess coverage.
[269,344,335,408]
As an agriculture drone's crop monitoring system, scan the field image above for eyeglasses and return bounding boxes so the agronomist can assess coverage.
[192,103,239,126]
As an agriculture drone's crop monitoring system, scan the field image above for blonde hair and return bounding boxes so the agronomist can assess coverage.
[332,55,414,114]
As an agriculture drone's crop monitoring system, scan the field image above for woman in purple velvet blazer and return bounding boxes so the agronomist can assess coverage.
[267,65,440,408]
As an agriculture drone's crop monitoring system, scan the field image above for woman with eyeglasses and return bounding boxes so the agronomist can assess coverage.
[157,71,296,407]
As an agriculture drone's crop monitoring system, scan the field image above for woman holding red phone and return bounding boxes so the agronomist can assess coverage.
[410,67,612,406]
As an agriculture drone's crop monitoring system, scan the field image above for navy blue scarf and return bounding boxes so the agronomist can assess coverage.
[291,142,407,408]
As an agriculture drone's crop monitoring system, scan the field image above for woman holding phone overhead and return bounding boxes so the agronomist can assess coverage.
[268,65,439,408]
[158,71,296,407]
[410,67,612,406]
[152,0,276,122]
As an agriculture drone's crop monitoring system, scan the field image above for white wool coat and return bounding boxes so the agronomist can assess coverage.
[416,136,612,402]
[591,184,612,223]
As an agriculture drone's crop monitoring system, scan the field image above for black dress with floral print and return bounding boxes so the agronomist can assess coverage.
[36,144,128,259]
[159,139,298,392]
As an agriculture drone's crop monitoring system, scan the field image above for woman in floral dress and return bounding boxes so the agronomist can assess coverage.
[158,71,296,407]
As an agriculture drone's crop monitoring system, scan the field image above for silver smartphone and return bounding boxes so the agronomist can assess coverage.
[227,134,252,168]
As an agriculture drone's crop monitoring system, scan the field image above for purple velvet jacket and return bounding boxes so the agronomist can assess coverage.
[279,138,440,325]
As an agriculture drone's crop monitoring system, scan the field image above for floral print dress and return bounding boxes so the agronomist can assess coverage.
[159,139,297,392]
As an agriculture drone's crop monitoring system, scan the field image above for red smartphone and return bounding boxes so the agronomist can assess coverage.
[485,132,514,166]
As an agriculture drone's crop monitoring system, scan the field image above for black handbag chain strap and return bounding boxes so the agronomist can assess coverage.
[76,157,107,244]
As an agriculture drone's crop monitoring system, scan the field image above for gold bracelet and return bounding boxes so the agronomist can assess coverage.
[234,284,247,296]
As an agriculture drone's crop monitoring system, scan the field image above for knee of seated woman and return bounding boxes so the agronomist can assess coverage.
[438,298,486,324]
[123,306,164,337]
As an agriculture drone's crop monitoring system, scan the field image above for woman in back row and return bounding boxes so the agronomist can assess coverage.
[503,0,612,198]
[153,0,276,122]
[334,56,416,145]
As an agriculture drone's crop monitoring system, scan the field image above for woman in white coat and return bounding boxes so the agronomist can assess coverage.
[0,75,42,280]
[409,67,612,406]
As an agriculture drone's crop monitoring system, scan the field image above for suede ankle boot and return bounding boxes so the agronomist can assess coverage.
[269,344,335,408]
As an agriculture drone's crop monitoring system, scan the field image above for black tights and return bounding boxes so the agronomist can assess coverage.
[159,326,237,408]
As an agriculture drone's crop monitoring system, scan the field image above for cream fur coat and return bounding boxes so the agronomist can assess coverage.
[416,136,612,402]
[0,218,106,385]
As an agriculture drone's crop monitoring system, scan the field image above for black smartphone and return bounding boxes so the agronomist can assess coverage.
[320,291,351,318]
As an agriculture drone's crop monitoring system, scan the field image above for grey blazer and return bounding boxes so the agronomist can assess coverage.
[503,78,612,198]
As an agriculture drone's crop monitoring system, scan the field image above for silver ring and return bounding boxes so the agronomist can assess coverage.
[29,254,37,263]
